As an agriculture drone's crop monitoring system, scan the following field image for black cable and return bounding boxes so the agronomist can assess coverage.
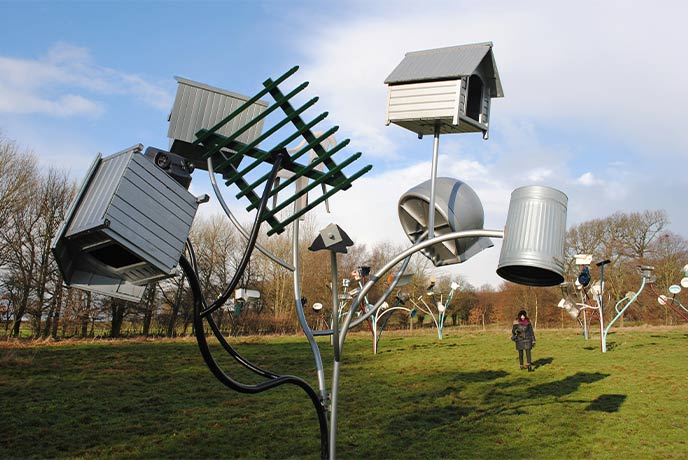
[207,310,281,380]
[201,149,288,317]
[186,239,280,379]
[181,257,329,460]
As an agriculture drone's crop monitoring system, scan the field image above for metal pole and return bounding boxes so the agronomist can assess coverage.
[604,277,646,340]
[331,252,341,361]
[372,313,378,355]
[292,219,327,402]
[597,260,611,352]
[330,360,340,460]
[427,124,441,239]
[329,252,340,460]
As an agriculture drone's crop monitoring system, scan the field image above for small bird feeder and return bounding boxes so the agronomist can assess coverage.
[384,42,503,139]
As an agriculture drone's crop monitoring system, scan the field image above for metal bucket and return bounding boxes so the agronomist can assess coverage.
[497,185,568,286]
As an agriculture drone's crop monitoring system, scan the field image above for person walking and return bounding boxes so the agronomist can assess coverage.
[512,310,536,371]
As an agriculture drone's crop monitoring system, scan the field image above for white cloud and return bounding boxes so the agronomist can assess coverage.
[293,1,688,160]
[5,1,683,290]
[0,88,104,117]
[527,168,553,182]
[576,172,599,186]
[0,42,173,117]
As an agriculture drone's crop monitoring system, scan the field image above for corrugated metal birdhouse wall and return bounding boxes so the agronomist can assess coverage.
[168,77,268,153]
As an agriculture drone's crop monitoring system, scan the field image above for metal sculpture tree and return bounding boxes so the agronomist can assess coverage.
[559,260,659,352]
[53,44,570,460]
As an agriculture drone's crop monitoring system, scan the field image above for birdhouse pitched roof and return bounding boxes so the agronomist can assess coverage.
[384,42,504,97]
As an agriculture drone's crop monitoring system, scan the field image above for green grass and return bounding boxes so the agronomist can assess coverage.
[1,326,687,459]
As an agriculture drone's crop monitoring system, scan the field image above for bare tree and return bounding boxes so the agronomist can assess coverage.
[30,169,74,337]
[2,179,41,337]
[616,210,669,260]
[0,136,36,256]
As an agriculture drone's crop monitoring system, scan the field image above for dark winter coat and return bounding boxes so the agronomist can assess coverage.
[512,320,536,351]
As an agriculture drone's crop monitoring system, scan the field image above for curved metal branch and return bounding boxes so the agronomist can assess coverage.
[344,229,504,335]
[291,219,327,400]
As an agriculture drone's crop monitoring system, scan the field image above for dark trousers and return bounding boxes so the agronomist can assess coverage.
[518,348,532,366]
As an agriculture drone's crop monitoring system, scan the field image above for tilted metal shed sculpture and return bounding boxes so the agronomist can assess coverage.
[52,144,199,302]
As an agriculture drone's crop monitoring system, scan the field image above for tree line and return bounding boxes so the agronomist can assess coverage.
[1,135,686,340]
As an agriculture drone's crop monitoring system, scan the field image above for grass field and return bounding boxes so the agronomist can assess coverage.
[1,325,686,459]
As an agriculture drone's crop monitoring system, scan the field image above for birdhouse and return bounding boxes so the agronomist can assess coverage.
[384,42,503,139]
[167,76,268,167]
[52,145,199,302]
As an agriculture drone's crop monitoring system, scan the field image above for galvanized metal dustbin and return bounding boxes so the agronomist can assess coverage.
[497,185,568,286]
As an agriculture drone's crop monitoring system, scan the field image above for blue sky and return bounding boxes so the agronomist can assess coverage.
[1,0,687,287]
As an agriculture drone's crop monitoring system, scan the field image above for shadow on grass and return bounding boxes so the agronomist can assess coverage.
[386,370,613,444]
[583,342,618,351]
[585,394,626,412]
[456,369,510,382]
[630,342,659,348]
[390,370,509,430]
[528,372,609,398]
[532,357,553,368]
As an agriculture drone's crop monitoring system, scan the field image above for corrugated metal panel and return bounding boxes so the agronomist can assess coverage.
[65,147,137,237]
[59,147,198,290]
[104,203,179,271]
[104,153,198,272]
[385,42,504,98]
[386,78,489,136]
[53,146,198,302]
[387,80,460,123]
[128,154,198,218]
[168,77,268,145]
[385,43,491,84]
